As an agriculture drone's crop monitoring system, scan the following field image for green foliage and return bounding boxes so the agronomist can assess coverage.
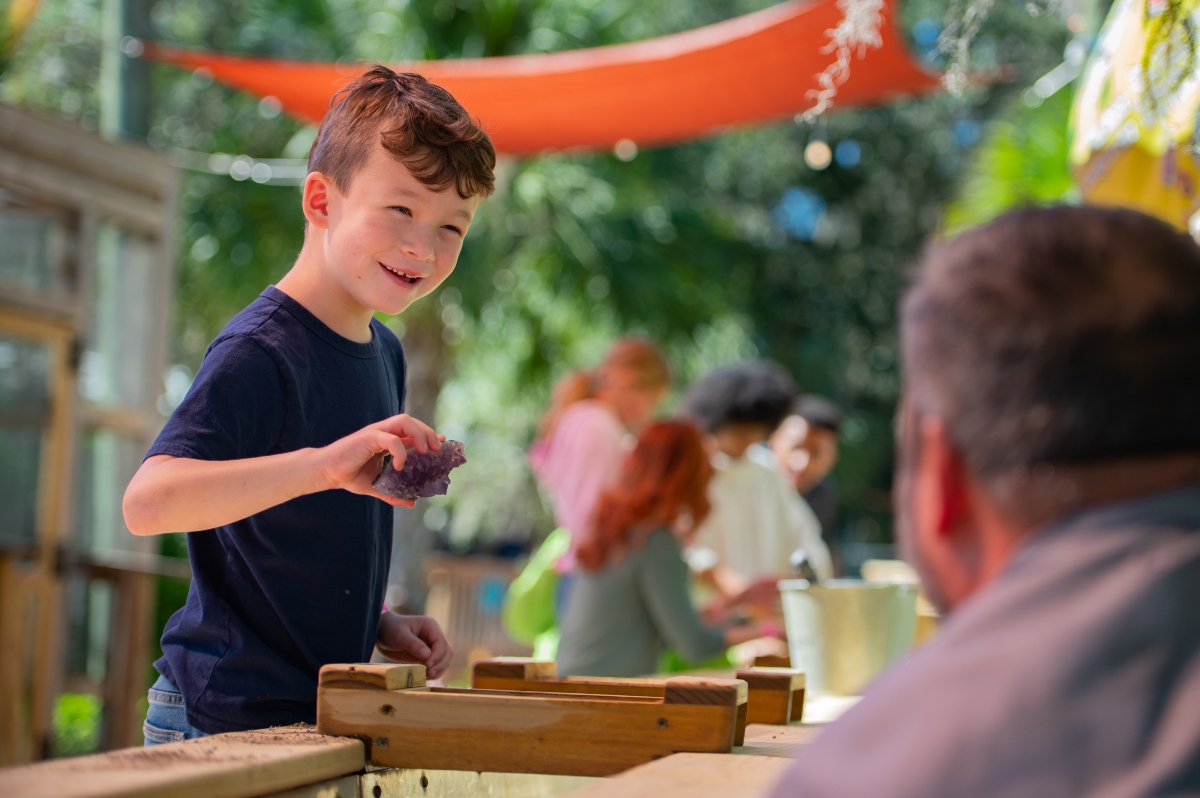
[0,0,102,126]
[52,692,101,756]
[944,88,1077,234]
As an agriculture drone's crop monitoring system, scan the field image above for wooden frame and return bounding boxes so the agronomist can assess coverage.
[0,308,78,764]
[317,664,747,777]
[470,658,805,734]
[0,103,180,759]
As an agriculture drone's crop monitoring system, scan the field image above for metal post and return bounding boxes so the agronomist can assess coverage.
[100,0,152,141]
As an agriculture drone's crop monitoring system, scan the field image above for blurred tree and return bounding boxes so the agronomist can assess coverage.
[944,87,1076,233]
[1,0,1073,574]
[0,0,41,75]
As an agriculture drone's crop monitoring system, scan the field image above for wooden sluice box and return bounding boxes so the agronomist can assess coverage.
[471,657,806,728]
[316,662,747,776]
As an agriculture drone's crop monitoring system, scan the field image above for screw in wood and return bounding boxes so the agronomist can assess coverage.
[376,737,389,747]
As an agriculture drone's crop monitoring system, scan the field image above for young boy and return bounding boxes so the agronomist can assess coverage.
[680,362,833,606]
[122,67,496,742]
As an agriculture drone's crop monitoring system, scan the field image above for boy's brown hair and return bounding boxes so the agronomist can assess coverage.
[308,65,496,199]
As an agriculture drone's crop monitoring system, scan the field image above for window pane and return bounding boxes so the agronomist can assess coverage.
[0,191,69,295]
[74,428,146,554]
[80,224,156,408]
[0,334,51,543]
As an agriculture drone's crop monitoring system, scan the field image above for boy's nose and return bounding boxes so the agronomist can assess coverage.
[399,232,436,263]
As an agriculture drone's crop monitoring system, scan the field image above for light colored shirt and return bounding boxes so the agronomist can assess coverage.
[690,444,833,581]
[556,528,727,677]
[770,486,1200,798]
[528,400,629,572]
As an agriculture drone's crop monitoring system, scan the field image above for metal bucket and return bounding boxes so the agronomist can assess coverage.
[778,579,918,695]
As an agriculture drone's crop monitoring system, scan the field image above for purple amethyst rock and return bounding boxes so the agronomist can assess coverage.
[372,440,467,500]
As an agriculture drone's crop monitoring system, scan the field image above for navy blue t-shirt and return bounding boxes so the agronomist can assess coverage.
[148,286,405,734]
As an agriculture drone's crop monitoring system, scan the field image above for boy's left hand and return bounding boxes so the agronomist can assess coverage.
[377,612,453,679]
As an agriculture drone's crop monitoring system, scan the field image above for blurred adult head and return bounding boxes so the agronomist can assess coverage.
[896,206,1200,613]
[576,421,713,570]
[681,361,797,459]
[771,395,844,492]
[538,337,671,438]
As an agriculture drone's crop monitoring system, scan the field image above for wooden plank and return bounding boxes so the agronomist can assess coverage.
[472,659,674,697]
[0,150,168,236]
[319,664,426,691]
[0,104,176,202]
[359,767,597,798]
[0,555,39,765]
[0,728,366,798]
[433,686,660,703]
[471,658,557,682]
[568,752,793,798]
[265,775,359,798]
[734,723,821,758]
[101,571,156,750]
[470,659,751,744]
[735,668,807,725]
[662,676,746,707]
[317,675,743,777]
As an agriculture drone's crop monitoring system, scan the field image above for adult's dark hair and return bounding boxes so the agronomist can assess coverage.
[793,395,843,433]
[902,205,1200,478]
[309,65,496,199]
[680,361,797,434]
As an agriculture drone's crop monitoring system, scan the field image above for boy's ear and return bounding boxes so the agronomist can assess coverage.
[302,171,336,229]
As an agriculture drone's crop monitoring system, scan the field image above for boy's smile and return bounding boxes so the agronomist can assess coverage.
[380,260,423,287]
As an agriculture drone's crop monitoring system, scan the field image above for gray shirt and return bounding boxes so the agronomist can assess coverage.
[556,528,726,677]
[771,486,1200,798]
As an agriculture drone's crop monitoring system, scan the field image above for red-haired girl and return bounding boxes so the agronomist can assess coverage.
[556,420,777,676]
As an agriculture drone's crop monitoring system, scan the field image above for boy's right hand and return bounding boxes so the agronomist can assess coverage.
[316,414,443,508]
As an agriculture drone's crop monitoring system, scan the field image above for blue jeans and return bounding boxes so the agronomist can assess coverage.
[144,673,209,745]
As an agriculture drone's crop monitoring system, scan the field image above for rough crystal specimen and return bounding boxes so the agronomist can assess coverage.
[372,440,467,500]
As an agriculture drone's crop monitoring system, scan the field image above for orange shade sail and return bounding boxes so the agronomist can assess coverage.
[145,0,940,155]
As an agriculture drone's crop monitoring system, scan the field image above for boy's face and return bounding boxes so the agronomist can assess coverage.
[305,143,481,316]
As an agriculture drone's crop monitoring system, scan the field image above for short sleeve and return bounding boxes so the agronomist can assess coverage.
[147,335,287,462]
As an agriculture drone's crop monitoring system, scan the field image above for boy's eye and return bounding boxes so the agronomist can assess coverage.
[442,225,463,236]
[390,206,412,216]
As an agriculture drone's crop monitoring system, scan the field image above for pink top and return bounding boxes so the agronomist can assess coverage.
[528,400,630,573]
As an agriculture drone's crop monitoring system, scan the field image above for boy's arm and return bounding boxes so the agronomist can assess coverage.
[123,414,442,536]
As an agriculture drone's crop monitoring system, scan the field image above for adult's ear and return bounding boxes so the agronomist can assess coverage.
[918,416,971,538]
[302,171,336,229]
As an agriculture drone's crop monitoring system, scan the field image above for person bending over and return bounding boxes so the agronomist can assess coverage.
[555,421,775,677]
[771,206,1200,797]
[681,362,832,609]
[122,67,495,743]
